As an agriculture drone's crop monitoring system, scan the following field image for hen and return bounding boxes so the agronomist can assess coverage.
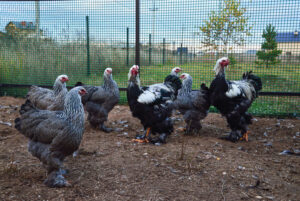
[76,68,119,132]
[15,86,86,187]
[175,73,210,134]
[209,57,262,142]
[127,65,182,145]
[27,74,69,111]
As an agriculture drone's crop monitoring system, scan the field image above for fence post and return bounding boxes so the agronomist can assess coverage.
[86,16,90,76]
[149,34,152,65]
[135,0,140,67]
[126,27,129,66]
[163,38,166,65]
[180,43,183,65]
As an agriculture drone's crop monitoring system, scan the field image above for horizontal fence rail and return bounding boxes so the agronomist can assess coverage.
[1,83,300,97]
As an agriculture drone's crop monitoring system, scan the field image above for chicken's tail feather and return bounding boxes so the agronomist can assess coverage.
[20,100,36,115]
[75,82,83,87]
[242,71,262,92]
[14,118,21,131]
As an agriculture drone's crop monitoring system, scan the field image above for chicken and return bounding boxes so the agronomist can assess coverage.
[175,73,210,134]
[27,74,69,111]
[15,86,86,187]
[76,68,120,132]
[127,65,182,145]
[209,57,262,142]
[170,67,182,76]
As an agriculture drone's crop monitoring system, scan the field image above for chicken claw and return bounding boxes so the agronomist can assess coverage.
[240,131,249,142]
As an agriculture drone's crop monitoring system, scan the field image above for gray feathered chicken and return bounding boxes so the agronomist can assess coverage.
[15,86,86,187]
[76,68,119,132]
[27,75,69,111]
[175,73,210,134]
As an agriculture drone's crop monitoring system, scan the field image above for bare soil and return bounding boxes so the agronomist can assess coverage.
[0,96,299,201]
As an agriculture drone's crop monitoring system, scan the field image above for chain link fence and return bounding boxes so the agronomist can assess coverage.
[0,0,299,117]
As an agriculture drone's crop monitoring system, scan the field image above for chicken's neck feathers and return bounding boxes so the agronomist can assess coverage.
[103,75,119,96]
[179,77,192,96]
[53,81,66,96]
[62,92,85,133]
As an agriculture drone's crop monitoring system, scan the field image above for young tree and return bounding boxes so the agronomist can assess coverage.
[256,24,282,68]
[200,0,252,54]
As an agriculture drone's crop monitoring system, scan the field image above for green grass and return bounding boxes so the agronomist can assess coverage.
[0,38,299,117]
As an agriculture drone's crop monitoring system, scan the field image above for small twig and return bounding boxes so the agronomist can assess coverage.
[221,179,226,201]
[72,171,85,185]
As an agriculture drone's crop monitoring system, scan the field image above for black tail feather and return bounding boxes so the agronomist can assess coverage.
[20,100,36,115]
[14,118,21,131]
[242,71,262,92]
[75,82,83,87]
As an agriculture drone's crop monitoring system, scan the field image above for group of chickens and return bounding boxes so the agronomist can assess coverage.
[14,57,262,187]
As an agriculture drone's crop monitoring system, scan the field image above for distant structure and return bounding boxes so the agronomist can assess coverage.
[5,21,42,38]
[276,31,300,55]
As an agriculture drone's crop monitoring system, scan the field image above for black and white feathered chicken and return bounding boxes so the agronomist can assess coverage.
[27,74,69,111]
[76,68,120,132]
[175,73,210,134]
[15,86,86,187]
[209,57,262,142]
[127,65,182,144]
[170,67,182,76]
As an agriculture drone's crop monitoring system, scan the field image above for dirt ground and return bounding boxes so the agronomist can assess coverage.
[0,96,299,201]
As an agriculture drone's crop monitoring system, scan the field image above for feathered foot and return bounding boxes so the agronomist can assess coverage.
[72,150,78,158]
[44,171,71,188]
[99,124,113,133]
[149,133,168,146]
[240,131,249,142]
[132,128,151,143]
[220,130,241,142]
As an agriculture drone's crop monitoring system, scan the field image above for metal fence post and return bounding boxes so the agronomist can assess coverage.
[180,43,183,65]
[149,34,152,65]
[126,27,129,67]
[163,38,166,65]
[135,0,140,67]
[86,16,90,76]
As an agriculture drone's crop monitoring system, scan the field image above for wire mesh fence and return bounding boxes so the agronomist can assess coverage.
[0,0,299,117]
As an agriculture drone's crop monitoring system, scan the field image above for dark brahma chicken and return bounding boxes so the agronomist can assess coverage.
[15,86,86,187]
[127,65,182,145]
[209,57,262,142]
[175,73,210,134]
[76,68,120,132]
[27,74,69,111]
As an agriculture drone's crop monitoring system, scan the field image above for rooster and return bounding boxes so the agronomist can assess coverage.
[127,65,182,145]
[27,74,69,111]
[209,57,262,142]
[76,68,119,132]
[170,67,182,76]
[175,73,210,134]
[15,86,86,187]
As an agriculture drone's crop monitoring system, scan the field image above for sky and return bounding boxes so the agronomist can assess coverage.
[0,0,299,51]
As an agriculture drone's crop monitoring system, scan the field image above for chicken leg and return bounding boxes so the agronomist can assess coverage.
[132,128,151,143]
[240,131,249,142]
[99,123,113,133]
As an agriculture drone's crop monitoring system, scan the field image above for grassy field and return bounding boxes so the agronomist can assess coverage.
[0,38,299,117]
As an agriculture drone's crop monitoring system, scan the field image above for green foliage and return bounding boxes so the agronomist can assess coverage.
[199,0,252,53]
[228,54,237,66]
[256,24,282,67]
